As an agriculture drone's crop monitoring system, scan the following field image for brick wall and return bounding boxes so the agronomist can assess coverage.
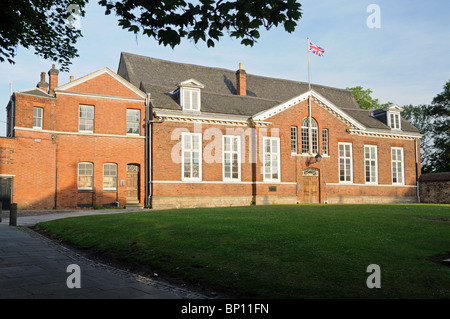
[5,70,146,209]
[149,98,420,208]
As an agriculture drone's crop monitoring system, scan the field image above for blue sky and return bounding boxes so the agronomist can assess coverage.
[1,0,449,136]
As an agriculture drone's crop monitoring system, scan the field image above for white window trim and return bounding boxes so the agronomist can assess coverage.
[78,162,93,191]
[103,163,118,191]
[387,111,401,130]
[222,135,241,181]
[33,107,43,129]
[338,142,353,184]
[391,147,405,185]
[181,132,202,181]
[79,105,95,133]
[126,109,141,136]
[263,136,281,182]
[290,126,298,154]
[181,88,201,111]
[322,128,329,156]
[364,145,378,185]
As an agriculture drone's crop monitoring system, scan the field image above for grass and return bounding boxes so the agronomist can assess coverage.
[36,204,450,298]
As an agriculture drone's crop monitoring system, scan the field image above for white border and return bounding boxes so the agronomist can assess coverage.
[181,132,202,181]
[364,145,378,184]
[222,135,241,182]
[338,142,353,184]
[262,136,281,183]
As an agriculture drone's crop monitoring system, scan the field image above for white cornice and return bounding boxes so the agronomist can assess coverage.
[153,110,271,127]
[347,129,422,140]
[15,127,145,139]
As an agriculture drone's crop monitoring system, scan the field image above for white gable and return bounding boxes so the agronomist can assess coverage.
[252,90,366,130]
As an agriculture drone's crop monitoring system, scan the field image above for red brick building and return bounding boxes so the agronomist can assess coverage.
[0,53,422,210]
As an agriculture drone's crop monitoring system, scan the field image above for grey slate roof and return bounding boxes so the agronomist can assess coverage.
[118,52,419,133]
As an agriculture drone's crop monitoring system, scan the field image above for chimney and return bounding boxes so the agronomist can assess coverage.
[236,62,246,96]
[37,72,49,92]
[70,75,74,82]
[48,64,59,95]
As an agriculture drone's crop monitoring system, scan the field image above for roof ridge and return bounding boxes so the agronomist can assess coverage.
[121,52,351,94]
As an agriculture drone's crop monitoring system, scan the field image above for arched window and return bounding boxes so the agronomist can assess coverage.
[301,117,318,154]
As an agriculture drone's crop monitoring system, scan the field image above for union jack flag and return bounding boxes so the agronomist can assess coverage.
[308,40,325,56]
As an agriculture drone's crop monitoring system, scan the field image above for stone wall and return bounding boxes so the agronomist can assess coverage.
[419,172,450,204]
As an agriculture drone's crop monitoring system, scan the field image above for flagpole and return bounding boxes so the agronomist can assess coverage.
[307,37,312,155]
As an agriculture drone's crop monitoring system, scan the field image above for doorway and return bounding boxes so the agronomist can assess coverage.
[0,177,13,210]
[302,168,320,204]
[127,164,139,203]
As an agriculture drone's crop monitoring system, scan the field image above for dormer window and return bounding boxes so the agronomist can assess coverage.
[386,105,403,130]
[182,88,201,111]
[178,79,205,111]
[388,112,401,130]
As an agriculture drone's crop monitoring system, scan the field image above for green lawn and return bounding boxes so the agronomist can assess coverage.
[36,204,450,298]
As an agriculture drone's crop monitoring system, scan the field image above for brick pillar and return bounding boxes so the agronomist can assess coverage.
[236,63,246,96]
[37,72,49,92]
[48,64,59,95]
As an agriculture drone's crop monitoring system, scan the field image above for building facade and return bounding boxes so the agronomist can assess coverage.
[0,53,422,210]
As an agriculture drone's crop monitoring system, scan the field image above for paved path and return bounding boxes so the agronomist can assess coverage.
[0,209,207,299]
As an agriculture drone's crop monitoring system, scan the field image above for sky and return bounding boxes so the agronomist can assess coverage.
[1,0,449,136]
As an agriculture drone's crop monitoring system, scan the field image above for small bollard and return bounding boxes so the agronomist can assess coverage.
[9,203,17,226]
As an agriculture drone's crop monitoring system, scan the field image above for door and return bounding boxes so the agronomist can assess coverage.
[0,177,12,210]
[302,168,320,204]
[127,165,139,202]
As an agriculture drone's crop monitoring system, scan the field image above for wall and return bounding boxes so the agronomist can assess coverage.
[419,172,450,204]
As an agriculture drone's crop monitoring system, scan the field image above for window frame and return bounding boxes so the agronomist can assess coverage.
[181,132,202,181]
[78,162,93,191]
[33,107,43,129]
[222,135,241,181]
[391,147,405,185]
[263,136,281,182]
[290,126,298,154]
[103,163,118,191]
[364,145,378,184]
[79,104,95,133]
[322,128,329,156]
[388,112,401,130]
[338,142,353,184]
[126,109,141,135]
[301,117,318,154]
[181,88,201,111]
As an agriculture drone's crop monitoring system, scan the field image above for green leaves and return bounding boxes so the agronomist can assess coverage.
[0,0,87,71]
[99,0,303,48]
[346,86,393,110]
[0,0,303,70]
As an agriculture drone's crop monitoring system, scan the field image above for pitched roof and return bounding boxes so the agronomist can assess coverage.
[118,52,419,133]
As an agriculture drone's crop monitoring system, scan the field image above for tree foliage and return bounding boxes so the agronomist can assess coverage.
[425,80,450,172]
[0,0,302,71]
[98,0,302,48]
[402,80,450,173]
[346,86,392,110]
[0,0,87,72]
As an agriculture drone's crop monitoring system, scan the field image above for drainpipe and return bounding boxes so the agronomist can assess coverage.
[145,93,164,208]
[145,93,150,208]
[415,138,421,203]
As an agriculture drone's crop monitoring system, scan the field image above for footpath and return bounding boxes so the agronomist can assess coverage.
[0,209,207,299]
